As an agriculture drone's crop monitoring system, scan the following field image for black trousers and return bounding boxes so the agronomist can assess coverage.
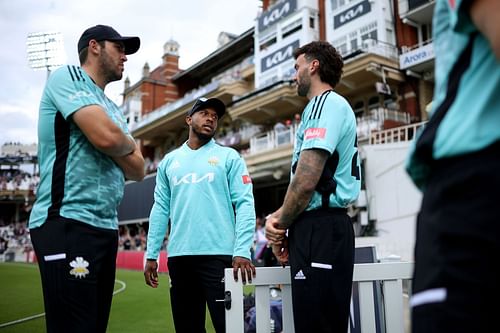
[288,208,354,333]
[167,255,233,333]
[30,216,118,333]
[412,142,500,333]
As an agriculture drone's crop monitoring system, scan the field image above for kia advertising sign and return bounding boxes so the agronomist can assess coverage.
[333,0,371,29]
[261,40,300,72]
[258,0,297,32]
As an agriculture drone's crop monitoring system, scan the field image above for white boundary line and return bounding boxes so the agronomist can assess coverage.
[0,279,127,328]
[113,278,127,295]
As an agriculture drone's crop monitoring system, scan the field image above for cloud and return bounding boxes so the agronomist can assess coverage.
[0,0,260,146]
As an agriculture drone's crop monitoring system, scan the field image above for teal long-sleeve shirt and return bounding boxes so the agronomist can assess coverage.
[146,139,256,260]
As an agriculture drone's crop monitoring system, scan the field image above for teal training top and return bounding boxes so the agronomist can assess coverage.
[146,139,256,260]
[29,65,129,230]
[292,90,361,210]
[407,0,500,189]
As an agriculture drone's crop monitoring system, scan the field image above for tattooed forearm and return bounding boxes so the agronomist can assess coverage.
[278,149,329,229]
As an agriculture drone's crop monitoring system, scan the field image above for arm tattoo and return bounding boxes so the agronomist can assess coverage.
[278,149,329,229]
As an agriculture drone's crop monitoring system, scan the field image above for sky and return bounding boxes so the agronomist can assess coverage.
[0,0,261,147]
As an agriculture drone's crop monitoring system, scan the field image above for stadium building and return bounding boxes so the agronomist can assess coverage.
[116,0,435,262]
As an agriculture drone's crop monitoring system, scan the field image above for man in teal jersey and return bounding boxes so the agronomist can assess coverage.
[265,41,361,333]
[144,97,256,333]
[29,25,144,333]
[406,1,500,332]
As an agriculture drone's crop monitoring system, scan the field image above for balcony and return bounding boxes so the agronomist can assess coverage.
[357,108,412,142]
[245,124,296,156]
[398,0,435,25]
[216,124,263,147]
[336,40,404,96]
[370,121,427,145]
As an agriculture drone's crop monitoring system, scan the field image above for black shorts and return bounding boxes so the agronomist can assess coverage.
[288,207,354,333]
[30,216,118,333]
[412,142,500,333]
[167,255,233,333]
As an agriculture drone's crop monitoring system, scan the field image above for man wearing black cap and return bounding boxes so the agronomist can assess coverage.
[29,25,144,333]
[144,97,256,333]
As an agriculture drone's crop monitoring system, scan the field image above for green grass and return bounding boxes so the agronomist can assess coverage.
[0,262,218,332]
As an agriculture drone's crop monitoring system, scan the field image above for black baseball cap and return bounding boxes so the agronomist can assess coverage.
[77,25,140,55]
[188,97,226,119]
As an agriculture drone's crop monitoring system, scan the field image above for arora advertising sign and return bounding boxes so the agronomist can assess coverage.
[399,43,435,69]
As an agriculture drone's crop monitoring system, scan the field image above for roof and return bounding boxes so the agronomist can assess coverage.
[172,27,254,84]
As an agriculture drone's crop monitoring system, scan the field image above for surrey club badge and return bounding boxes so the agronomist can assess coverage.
[69,257,90,278]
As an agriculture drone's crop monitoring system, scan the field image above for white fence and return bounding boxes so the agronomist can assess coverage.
[225,262,413,333]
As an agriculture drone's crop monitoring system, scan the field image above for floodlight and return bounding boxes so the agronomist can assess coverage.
[27,31,65,78]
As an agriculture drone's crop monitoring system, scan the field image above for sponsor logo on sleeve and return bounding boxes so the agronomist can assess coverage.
[304,128,326,140]
[242,175,252,184]
[68,90,93,101]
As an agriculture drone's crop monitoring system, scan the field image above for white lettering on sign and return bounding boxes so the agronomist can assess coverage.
[339,4,364,24]
[258,0,296,31]
[265,46,293,70]
[399,43,435,69]
[172,172,215,186]
[263,3,290,28]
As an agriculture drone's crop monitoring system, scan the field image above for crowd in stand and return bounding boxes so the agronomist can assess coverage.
[0,172,39,194]
[0,220,32,256]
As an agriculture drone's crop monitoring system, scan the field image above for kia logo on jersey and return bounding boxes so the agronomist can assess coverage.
[242,175,252,184]
[304,128,326,140]
[172,172,214,186]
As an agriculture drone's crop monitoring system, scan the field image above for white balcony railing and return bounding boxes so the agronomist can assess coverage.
[246,125,297,156]
[357,108,412,141]
[370,121,427,145]
[225,262,414,333]
[341,39,399,62]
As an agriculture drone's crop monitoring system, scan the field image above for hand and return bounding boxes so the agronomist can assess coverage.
[272,237,289,267]
[265,213,286,245]
[144,259,159,288]
[232,256,256,285]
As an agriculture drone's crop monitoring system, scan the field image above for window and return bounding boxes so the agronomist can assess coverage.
[368,96,380,109]
[337,43,348,55]
[349,31,359,52]
[309,16,315,29]
[353,101,365,116]
[361,30,377,41]
[330,0,349,11]
[259,34,277,51]
[282,19,302,39]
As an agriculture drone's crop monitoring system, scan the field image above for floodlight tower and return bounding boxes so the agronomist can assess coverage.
[26,31,65,79]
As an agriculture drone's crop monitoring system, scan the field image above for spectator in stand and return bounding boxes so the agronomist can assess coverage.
[273,121,287,132]
[253,215,267,264]
[293,113,301,125]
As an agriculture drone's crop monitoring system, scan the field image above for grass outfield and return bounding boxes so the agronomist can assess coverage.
[0,262,218,332]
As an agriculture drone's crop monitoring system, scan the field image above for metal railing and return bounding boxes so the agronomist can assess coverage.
[369,121,427,145]
[225,262,413,333]
[357,108,412,141]
[246,125,297,156]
